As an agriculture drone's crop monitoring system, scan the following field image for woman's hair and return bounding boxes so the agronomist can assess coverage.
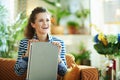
[24,7,48,39]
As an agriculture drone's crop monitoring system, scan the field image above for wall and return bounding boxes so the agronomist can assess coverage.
[0,0,16,24]
[53,35,100,67]
[90,0,120,72]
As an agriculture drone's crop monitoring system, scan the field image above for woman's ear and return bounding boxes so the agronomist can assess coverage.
[31,22,35,28]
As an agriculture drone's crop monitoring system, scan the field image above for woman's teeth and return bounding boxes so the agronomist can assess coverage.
[42,27,48,29]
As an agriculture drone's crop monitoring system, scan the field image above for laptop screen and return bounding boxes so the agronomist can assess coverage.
[26,42,58,80]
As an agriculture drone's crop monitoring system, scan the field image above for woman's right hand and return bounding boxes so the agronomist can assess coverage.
[22,39,39,58]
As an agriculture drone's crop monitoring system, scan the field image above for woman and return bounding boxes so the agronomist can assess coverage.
[14,7,67,77]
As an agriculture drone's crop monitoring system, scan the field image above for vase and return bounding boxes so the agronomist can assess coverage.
[81,59,91,66]
[67,26,80,34]
[105,55,116,80]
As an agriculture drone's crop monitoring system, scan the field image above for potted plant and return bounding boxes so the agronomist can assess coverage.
[71,42,91,65]
[67,21,80,34]
[0,4,27,58]
[43,0,70,34]
[75,8,90,34]
[76,9,90,27]
[93,33,120,80]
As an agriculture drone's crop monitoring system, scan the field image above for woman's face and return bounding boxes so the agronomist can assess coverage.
[31,12,51,35]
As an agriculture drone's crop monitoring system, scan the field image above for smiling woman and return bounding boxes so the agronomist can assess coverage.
[30,12,51,38]
[14,7,67,78]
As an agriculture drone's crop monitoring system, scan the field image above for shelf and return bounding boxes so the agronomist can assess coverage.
[52,34,93,53]
[53,34,92,43]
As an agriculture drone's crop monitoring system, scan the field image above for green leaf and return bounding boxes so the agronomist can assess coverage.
[42,0,56,6]
[94,43,105,54]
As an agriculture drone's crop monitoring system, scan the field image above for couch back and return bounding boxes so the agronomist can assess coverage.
[0,58,26,80]
[0,54,99,80]
[0,54,75,80]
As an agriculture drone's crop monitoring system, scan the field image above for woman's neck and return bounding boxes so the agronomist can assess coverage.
[37,33,48,42]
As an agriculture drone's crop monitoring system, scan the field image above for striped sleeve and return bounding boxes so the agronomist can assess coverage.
[14,39,28,76]
[52,37,67,76]
[60,40,67,65]
[58,40,67,76]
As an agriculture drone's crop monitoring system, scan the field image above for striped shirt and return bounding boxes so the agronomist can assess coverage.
[14,34,67,76]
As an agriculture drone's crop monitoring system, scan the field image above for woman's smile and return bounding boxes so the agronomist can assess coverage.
[41,26,49,29]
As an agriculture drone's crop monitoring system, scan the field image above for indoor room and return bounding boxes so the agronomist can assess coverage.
[0,0,120,80]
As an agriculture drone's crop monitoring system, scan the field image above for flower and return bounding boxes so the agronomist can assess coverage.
[93,33,120,57]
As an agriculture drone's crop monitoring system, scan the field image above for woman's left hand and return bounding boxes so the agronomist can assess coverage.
[52,41,61,54]
[52,41,62,63]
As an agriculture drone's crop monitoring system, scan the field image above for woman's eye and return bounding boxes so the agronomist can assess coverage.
[39,19,43,22]
[39,19,50,22]
[46,19,50,22]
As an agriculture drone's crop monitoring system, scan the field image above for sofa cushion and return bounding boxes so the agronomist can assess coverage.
[65,54,76,68]
[79,66,99,80]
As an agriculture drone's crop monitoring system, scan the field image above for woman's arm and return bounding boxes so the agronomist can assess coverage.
[57,40,67,76]
[14,39,28,76]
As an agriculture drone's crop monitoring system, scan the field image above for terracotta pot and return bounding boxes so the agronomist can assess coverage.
[67,26,80,34]
[51,25,64,35]
[81,59,91,66]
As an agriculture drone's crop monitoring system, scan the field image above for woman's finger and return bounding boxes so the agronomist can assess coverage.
[27,39,39,54]
[52,41,61,54]
[52,42,61,47]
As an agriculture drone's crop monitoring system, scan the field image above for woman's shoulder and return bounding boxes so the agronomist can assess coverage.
[19,38,29,44]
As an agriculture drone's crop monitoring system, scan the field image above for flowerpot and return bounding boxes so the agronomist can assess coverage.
[67,26,80,34]
[51,25,64,35]
[80,59,91,66]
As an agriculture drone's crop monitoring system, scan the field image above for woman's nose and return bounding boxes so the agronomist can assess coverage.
[43,21,47,25]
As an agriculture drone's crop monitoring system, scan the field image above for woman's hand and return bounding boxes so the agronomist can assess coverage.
[22,39,39,58]
[52,41,61,54]
[52,41,62,63]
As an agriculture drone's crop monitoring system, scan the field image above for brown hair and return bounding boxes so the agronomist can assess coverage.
[24,7,48,39]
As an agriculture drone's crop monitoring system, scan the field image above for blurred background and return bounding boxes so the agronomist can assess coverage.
[0,0,120,79]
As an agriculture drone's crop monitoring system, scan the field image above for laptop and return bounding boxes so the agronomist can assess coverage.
[26,42,58,80]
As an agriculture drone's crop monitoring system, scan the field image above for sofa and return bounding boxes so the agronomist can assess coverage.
[0,54,99,80]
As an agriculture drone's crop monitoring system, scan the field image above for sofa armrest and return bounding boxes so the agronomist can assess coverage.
[0,58,26,80]
[65,54,99,80]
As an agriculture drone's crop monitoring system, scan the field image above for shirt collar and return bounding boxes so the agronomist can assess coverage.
[33,33,52,42]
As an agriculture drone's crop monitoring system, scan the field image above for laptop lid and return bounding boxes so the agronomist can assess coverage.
[26,42,58,80]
